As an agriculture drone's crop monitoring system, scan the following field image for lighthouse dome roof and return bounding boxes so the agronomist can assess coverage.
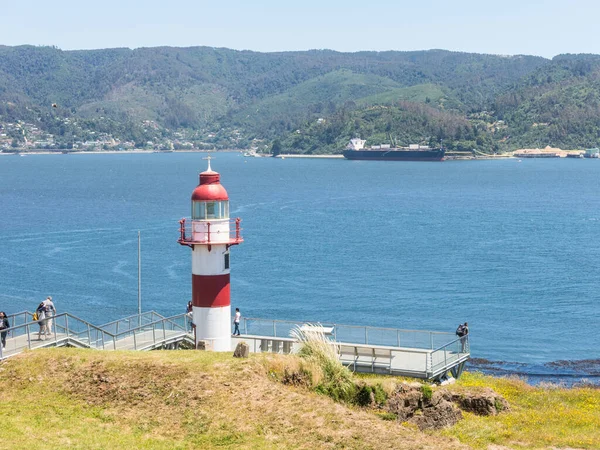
[191,169,229,201]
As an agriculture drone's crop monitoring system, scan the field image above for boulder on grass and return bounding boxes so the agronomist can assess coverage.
[233,342,249,358]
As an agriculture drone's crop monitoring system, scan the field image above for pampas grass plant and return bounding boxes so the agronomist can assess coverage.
[290,323,356,402]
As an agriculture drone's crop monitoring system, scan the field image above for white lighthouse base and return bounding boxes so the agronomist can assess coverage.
[193,305,232,352]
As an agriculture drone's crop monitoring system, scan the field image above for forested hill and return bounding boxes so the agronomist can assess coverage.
[1,45,599,153]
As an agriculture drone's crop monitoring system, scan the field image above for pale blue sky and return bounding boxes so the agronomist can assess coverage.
[2,0,599,58]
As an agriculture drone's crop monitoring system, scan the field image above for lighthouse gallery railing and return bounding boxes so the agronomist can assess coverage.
[178,217,243,245]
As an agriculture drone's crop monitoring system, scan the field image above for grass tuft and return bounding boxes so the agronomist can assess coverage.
[421,384,433,401]
[290,323,356,403]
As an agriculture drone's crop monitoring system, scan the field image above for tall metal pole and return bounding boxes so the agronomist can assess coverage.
[138,231,141,315]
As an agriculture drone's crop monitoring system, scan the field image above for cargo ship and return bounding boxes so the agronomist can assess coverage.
[342,139,445,161]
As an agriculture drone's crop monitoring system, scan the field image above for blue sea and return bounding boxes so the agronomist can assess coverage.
[1,152,599,382]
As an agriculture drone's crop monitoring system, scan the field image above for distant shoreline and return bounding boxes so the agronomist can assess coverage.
[0,149,239,156]
[1,150,592,160]
[274,154,344,159]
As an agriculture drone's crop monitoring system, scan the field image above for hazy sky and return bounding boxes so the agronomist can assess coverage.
[2,0,599,58]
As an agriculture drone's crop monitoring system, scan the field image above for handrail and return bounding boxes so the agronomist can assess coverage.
[432,336,464,353]
[241,316,455,336]
[97,311,165,329]
[7,310,31,318]
[6,311,190,340]
[0,311,193,359]
[241,317,456,349]
[112,313,188,338]
[110,313,190,351]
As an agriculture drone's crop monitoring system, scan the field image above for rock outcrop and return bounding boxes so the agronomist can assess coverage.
[384,384,509,430]
[445,388,510,415]
[386,384,462,430]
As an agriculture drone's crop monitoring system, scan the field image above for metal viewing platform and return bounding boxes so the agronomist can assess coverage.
[233,317,469,381]
[0,312,469,381]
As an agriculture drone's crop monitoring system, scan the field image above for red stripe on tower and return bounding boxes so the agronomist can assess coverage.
[192,274,231,308]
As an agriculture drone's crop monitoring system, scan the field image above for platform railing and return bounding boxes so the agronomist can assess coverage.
[0,312,116,358]
[111,313,189,350]
[53,313,117,349]
[239,317,455,350]
[0,319,45,357]
[429,336,469,376]
[6,311,35,328]
[0,312,192,359]
[97,311,166,335]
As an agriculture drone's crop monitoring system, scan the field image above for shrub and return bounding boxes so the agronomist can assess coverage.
[376,412,398,421]
[356,384,373,406]
[421,384,433,401]
[494,398,504,412]
[372,383,388,405]
[291,324,355,403]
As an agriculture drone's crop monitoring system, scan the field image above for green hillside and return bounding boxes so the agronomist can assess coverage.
[281,101,493,154]
[495,54,600,149]
[4,45,600,152]
[229,70,407,135]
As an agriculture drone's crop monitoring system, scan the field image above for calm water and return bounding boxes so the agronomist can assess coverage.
[1,153,599,374]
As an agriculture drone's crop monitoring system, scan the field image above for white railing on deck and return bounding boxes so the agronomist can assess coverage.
[239,317,455,350]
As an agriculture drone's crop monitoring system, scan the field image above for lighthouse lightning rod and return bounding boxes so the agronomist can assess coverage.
[138,231,141,318]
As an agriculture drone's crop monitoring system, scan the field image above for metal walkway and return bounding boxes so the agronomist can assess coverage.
[0,311,194,360]
[0,312,469,381]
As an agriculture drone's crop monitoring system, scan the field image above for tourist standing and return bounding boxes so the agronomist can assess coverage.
[233,308,241,336]
[43,296,56,336]
[0,312,10,349]
[460,322,469,352]
[186,301,193,332]
[36,302,47,340]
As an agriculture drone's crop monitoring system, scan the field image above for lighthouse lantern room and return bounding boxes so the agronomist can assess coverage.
[178,158,243,351]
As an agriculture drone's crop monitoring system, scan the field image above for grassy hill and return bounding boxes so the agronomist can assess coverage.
[1,348,599,449]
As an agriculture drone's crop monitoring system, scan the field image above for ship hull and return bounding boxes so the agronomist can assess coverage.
[343,149,445,161]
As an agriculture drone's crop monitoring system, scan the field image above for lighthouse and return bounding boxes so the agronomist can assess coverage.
[178,158,243,351]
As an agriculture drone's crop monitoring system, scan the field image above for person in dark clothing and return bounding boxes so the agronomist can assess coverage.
[0,312,10,349]
[460,322,469,352]
[186,301,194,332]
[36,302,47,340]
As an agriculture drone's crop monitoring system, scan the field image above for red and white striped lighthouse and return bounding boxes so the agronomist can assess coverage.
[178,158,243,351]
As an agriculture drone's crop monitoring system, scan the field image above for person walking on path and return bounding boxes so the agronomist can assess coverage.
[233,308,241,336]
[36,302,47,341]
[43,296,56,337]
[0,312,10,349]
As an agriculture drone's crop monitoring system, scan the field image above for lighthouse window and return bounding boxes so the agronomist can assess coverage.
[224,252,230,269]
[192,202,206,219]
[206,202,217,219]
[192,201,229,220]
